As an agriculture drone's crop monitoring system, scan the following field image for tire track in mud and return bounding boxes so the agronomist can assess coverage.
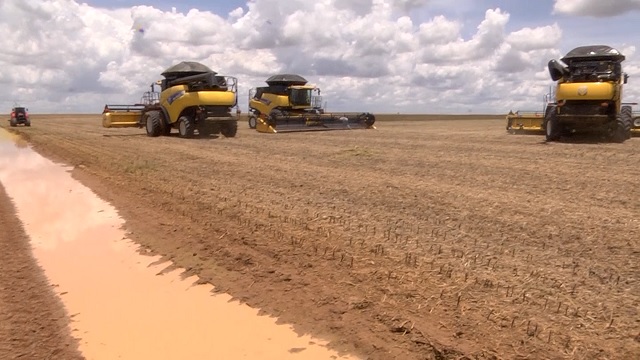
[3,116,639,360]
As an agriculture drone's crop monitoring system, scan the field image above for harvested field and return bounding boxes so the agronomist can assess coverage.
[2,114,639,359]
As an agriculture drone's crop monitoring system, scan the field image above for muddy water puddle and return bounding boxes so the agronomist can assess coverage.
[0,129,357,360]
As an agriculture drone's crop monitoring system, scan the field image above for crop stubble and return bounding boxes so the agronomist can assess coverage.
[2,115,639,359]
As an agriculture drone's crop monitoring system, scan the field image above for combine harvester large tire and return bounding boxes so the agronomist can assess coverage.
[102,61,240,139]
[248,74,376,133]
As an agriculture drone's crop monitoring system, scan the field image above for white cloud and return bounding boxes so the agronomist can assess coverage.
[229,7,244,19]
[506,24,562,51]
[553,0,640,17]
[418,15,462,44]
[0,0,639,114]
[420,9,510,63]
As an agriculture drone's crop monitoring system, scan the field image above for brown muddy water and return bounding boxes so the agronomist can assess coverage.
[0,129,357,360]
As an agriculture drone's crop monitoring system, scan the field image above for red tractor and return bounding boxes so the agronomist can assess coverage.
[9,106,31,127]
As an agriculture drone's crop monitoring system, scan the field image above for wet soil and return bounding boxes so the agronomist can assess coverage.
[2,115,639,360]
[0,128,356,360]
[0,183,83,360]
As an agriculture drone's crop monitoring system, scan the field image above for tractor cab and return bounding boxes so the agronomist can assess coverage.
[9,106,30,127]
[12,107,27,118]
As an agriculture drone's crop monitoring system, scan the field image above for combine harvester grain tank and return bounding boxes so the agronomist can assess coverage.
[102,61,240,138]
[247,74,376,133]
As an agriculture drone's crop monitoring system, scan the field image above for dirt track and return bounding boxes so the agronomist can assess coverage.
[2,115,639,359]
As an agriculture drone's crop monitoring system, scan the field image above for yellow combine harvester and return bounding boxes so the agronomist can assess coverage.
[247,74,375,133]
[543,45,633,142]
[102,61,239,138]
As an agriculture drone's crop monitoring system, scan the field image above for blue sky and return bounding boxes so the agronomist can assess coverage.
[1,0,639,113]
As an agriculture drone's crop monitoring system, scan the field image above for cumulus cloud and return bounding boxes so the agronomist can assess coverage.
[419,9,510,63]
[553,0,640,17]
[418,15,462,44]
[506,24,562,51]
[0,0,638,114]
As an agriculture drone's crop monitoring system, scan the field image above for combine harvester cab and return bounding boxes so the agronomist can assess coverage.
[543,45,633,142]
[102,61,240,138]
[247,74,375,133]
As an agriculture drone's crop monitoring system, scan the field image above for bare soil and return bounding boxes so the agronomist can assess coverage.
[0,183,83,360]
[2,114,639,359]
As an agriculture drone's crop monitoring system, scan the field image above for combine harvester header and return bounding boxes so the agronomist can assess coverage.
[505,92,551,135]
[247,74,376,133]
[102,103,151,129]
